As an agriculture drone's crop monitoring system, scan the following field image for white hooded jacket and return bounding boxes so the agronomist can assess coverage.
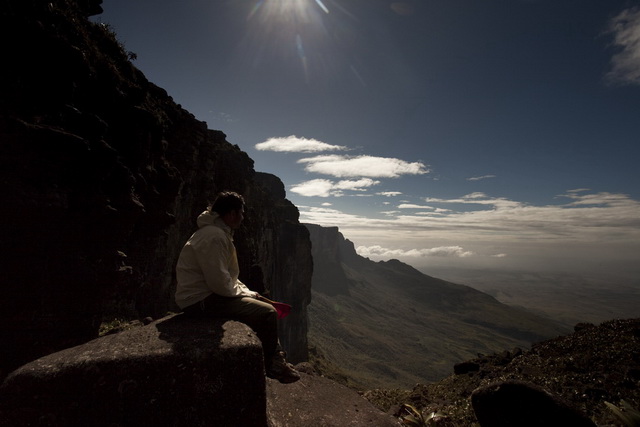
[175,210,258,309]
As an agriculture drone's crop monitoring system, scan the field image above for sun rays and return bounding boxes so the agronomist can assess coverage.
[240,0,358,84]
[248,0,329,23]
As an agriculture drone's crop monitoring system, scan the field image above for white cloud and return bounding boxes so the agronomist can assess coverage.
[297,154,429,178]
[356,245,474,258]
[335,178,381,191]
[467,174,496,181]
[560,191,636,207]
[377,191,403,197]
[398,203,435,210]
[290,179,336,197]
[415,211,446,216]
[290,178,380,197]
[466,192,494,200]
[606,7,640,85]
[210,111,235,123]
[425,193,523,209]
[255,135,348,153]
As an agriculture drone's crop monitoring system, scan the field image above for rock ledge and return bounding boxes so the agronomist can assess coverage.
[0,314,267,426]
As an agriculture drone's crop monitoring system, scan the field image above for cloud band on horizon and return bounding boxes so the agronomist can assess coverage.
[296,190,640,272]
[357,245,474,258]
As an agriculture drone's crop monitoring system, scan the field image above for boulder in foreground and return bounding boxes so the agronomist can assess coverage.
[471,380,596,427]
[0,315,267,426]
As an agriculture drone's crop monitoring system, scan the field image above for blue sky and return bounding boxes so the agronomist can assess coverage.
[95,0,640,278]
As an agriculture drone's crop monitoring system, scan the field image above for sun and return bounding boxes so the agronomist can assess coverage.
[248,0,329,22]
[234,0,365,87]
[242,0,334,82]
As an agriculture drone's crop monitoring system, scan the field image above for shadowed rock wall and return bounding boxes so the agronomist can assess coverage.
[0,0,312,375]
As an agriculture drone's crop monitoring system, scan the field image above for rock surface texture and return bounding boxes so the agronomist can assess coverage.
[364,318,640,426]
[0,0,312,374]
[0,315,268,426]
[266,367,400,427]
[471,380,596,427]
[0,318,400,427]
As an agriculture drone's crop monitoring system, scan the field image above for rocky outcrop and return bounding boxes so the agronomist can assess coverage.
[0,0,312,374]
[0,316,400,427]
[471,380,596,427]
[365,318,640,426]
[0,315,268,426]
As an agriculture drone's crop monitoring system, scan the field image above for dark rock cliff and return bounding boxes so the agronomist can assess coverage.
[0,0,312,374]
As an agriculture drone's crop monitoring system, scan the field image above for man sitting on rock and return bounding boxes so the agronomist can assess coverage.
[175,191,300,383]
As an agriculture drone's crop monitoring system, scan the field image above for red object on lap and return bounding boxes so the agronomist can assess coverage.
[271,301,292,319]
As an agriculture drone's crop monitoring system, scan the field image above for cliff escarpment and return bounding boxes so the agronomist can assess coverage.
[305,224,361,296]
[304,224,567,389]
[0,0,312,374]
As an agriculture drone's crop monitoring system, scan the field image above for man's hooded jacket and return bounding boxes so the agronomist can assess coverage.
[175,210,258,309]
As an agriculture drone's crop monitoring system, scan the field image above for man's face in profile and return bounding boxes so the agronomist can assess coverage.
[227,207,245,229]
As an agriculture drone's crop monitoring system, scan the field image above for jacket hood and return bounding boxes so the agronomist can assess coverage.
[196,210,232,235]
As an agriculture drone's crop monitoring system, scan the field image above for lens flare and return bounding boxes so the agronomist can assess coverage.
[240,0,339,81]
[314,0,329,14]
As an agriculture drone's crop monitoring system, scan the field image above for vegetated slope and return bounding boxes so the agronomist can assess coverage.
[365,318,640,427]
[305,224,568,390]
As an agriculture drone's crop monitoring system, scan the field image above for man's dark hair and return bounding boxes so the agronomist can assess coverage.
[209,191,245,216]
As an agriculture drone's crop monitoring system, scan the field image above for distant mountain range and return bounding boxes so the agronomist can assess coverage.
[304,224,569,390]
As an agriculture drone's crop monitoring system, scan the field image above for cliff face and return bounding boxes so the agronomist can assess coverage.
[0,0,312,373]
[240,173,313,362]
[304,223,360,296]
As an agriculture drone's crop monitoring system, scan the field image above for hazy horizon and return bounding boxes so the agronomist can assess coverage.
[414,261,638,328]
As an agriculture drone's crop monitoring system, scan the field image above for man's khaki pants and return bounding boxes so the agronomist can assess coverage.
[183,293,278,362]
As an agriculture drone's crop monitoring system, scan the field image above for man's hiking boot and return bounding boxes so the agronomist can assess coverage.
[266,351,300,384]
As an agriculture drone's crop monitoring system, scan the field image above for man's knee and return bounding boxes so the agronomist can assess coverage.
[257,301,278,322]
[241,298,277,322]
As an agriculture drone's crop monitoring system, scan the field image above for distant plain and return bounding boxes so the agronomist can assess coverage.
[425,268,640,329]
